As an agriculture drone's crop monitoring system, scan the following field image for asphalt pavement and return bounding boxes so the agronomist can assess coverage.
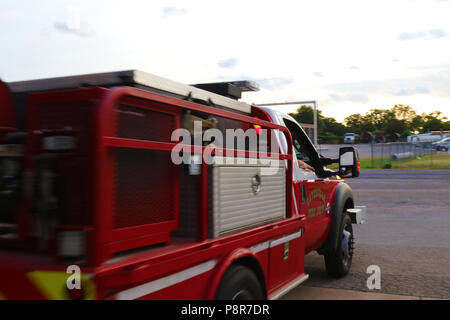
[285,169,450,299]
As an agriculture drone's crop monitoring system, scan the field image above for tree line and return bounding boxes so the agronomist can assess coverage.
[289,104,450,143]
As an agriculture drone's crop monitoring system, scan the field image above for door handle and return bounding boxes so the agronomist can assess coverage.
[301,184,306,203]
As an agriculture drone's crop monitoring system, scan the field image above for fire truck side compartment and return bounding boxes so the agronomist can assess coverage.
[211,157,286,238]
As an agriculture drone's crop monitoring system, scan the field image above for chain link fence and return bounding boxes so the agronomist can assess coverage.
[369,142,437,168]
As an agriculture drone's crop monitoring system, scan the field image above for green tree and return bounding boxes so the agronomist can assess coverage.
[291,104,449,142]
[391,104,417,122]
[289,106,345,142]
[364,109,395,131]
[385,119,408,137]
[410,115,424,133]
[344,113,364,129]
[322,117,346,136]
[344,105,429,137]
[422,111,448,132]
[344,113,374,134]
[289,105,321,125]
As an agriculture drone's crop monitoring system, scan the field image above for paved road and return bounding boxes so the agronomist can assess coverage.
[292,169,450,299]
[282,286,435,300]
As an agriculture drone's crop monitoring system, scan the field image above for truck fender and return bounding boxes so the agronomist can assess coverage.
[205,248,266,299]
[317,182,354,256]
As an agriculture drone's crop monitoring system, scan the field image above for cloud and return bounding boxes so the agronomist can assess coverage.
[398,28,449,41]
[218,58,238,68]
[429,28,449,38]
[398,31,426,41]
[0,11,19,27]
[162,7,188,18]
[323,64,450,101]
[393,86,430,96]
[349,66,360,71]
[54,21,94,37]
[257,77,294,90]
[329,93,369,103]
[409,63,450,71]
[312,72,323,77]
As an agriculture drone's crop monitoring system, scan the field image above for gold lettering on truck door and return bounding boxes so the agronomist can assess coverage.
[316,205,324,217]
[306,188,327,218]
[308,207,316,218]
[306,188,326,206]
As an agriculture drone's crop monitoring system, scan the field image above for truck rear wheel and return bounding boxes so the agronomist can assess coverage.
[324,214,354,278]
[215,265,264,300]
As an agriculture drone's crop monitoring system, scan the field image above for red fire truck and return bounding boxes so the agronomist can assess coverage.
[0,70,365,300]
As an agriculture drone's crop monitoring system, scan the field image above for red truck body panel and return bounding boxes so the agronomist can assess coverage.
[0,81,16,140]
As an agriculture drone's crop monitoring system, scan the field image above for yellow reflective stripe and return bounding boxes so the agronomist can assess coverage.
[26,271,96,300]
[0,291,5,300]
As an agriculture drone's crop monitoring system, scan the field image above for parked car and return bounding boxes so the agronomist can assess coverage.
[407,133,441,144]
[344,133,359,144]
[432,138,450,151]
[361,132,374,143]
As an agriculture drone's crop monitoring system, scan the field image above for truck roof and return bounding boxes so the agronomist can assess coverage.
[6,70,252,114]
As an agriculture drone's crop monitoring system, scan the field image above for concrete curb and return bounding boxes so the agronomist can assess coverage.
[281,286,440,300]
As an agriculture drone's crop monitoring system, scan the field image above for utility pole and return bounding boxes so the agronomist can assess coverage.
[254,100,319,146]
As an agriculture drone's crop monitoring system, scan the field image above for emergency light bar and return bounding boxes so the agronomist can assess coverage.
[228,80,260,92]
[193,80,260,100]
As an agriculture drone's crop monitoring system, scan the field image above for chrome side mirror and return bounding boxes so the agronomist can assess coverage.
[339,147,360,178]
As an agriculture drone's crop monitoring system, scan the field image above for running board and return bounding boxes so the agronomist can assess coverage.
[268,273,309,300]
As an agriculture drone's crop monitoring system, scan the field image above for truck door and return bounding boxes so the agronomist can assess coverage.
[255,113,304,291]
[281,117,333,254]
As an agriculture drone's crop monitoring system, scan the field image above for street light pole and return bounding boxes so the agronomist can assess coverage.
[313,101,318,147]
[253,100,319,146]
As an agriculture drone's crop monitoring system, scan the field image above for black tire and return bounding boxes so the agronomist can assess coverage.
[324,214,354,278]
[215,265,264,300]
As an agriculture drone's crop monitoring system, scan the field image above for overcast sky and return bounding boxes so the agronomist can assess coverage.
[1,0,450,122]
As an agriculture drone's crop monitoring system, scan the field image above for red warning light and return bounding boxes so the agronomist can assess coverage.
[253,117,262,135]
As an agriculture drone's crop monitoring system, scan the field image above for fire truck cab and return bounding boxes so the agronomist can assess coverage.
[0,71,365,300]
